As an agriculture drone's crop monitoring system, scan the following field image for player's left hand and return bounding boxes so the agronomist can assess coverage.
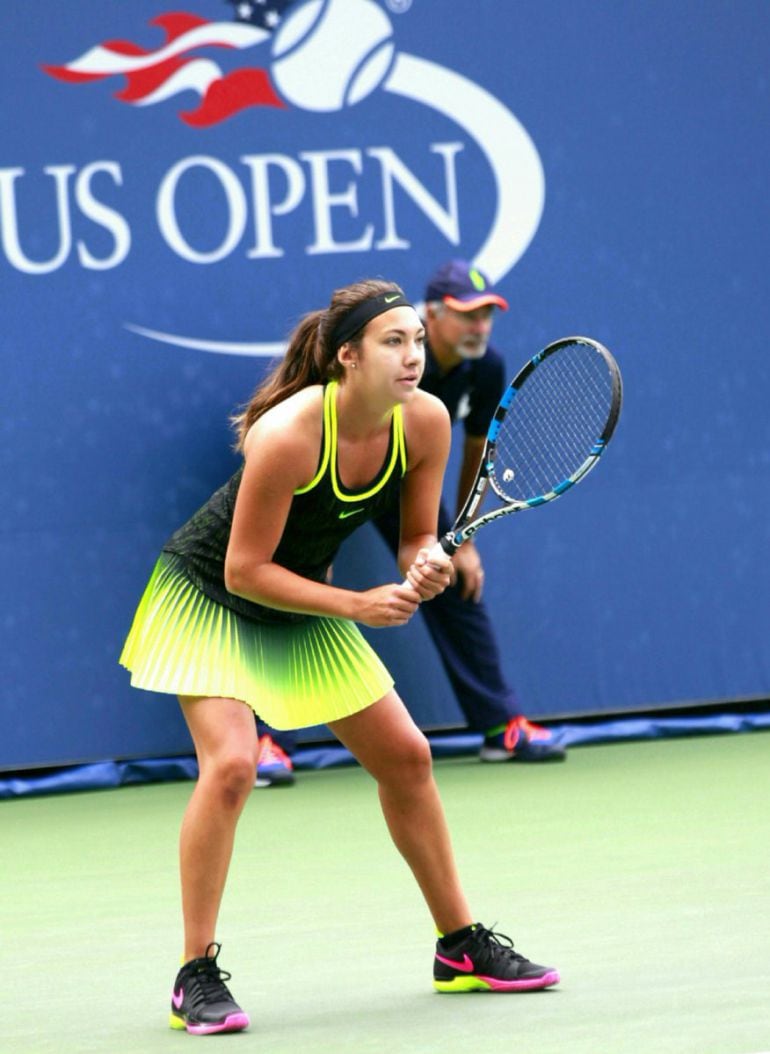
[405,547,453,601]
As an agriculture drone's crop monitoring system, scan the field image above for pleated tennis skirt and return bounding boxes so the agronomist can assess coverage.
[119,553,394,730]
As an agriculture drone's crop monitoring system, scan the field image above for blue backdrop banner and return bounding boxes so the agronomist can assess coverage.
[1,1,769,768]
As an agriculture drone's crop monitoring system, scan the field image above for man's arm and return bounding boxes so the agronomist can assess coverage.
[455,433,486,519]
[452,433,487,602]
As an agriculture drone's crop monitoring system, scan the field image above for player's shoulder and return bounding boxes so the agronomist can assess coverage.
[404,387,450,465]
[402,390,451,457]
[405,387,451,426]
[243,385,323,459]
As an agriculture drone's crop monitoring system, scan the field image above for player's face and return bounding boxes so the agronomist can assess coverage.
[433,304,495,361]
[356,306,425,400]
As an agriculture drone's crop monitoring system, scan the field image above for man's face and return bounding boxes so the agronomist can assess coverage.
[430,303,495,361]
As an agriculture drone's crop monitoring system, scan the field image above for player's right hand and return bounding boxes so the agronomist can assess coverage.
[355,584,421,627]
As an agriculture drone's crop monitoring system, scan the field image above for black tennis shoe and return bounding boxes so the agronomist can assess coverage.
[434,923,560,992]
[170,942,250,1034]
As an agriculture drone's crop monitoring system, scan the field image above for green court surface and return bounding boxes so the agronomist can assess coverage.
[3,732,769,1054]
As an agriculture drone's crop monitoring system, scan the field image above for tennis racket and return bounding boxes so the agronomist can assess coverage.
[419,335,622,566]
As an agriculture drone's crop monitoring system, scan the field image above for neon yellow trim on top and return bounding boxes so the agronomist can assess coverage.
[294,380,406,500]
[395,405,407,475]
[293,383,334,495]
[328,381,405,502]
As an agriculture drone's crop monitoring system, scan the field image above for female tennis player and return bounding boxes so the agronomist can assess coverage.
[120,279,559,1035]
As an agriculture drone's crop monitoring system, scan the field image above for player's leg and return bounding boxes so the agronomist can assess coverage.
[179,694,259,957]
[170,695,257,1034]
[329,691,560,993]
[328,690,472,936]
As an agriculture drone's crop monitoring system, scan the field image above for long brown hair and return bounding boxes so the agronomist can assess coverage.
[232,278,403,450]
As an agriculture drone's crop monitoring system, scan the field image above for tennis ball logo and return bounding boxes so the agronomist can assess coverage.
[271,0,395,112]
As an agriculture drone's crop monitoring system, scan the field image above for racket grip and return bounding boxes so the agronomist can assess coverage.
[401,534,457,589]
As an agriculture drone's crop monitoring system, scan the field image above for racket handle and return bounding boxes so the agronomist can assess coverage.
[401,534,457,589]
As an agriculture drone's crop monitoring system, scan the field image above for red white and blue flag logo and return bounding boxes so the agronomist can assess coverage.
[42,3,299,127]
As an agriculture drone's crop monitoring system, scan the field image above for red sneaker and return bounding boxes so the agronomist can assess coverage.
[255,735,296,788]
[480,716,566,763]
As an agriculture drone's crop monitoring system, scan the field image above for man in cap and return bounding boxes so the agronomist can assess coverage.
[374,260,566,763]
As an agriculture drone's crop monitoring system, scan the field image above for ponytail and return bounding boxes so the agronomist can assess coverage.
[231,310,339,447]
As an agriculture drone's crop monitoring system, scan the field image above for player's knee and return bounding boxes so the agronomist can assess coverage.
[393,731,433,786]
[209,753,256,806]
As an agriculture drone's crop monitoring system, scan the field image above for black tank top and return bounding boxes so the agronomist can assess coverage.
[163,381,408,623]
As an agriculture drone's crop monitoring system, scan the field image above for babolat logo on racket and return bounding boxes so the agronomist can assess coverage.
[35,0,545,356]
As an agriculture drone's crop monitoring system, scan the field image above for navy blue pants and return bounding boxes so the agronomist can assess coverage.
[373,505,517,733]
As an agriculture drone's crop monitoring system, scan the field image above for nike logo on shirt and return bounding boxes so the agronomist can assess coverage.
[338,508,365,519]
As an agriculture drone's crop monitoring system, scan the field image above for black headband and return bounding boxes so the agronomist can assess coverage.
[330,289,414,350]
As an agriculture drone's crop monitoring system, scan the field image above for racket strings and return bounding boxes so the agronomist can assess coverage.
[492,344,616,503]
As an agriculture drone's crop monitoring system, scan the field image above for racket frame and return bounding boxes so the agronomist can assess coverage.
[436,335,623,556]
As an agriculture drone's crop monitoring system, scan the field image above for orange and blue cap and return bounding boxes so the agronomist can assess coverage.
[424,260,509,312]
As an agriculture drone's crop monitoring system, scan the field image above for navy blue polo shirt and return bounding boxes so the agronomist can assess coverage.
[420,340,506,438]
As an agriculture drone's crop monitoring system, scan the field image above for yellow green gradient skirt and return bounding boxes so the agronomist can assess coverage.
[119,554,394,730]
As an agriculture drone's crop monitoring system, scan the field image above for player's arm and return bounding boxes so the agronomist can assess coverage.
[399,392,454,600]
[224,397,337,615]
[224,396,419,628]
